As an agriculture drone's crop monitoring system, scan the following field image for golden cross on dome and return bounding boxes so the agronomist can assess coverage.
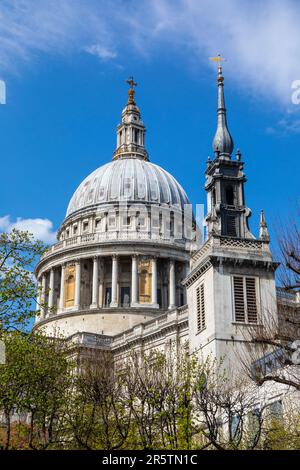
[126,76,138,90]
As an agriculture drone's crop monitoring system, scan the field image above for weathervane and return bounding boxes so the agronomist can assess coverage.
[209,53,226,65]
[209,54,226,80]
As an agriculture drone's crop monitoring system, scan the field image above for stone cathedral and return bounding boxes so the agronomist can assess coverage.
[34,67,284,371]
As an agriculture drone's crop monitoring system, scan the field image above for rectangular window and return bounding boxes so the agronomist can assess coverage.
[268,400,283,421]
[226,215,237,237]
[122,216,131,226]
[83,221,89,231]
[233,276,258,324]
[233,276,245,322]
[196,283,206,332]
[108,216,116,227]
[245,277,258,323]
[124,178,131,195]
[138,216,145,226]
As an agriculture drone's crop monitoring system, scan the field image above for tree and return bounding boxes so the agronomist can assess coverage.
[261,396,300,450]
[279,212,300,293]
[119,349,267,450]
[121,348,207,450]
[1,335,296,450]
[0,229,46,330]
[67,350,131,450]
[0,331,72,450]
[194,369,265,450]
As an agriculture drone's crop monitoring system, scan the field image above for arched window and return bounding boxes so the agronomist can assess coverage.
[138,261,152,304]
[65,271,75,307]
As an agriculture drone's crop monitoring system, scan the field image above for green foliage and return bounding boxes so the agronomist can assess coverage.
[67,352,131,450]
[110,348,209,450]
[0,229,47,330]
[0,331,72,449]
[0,332,299,451]
[261,408,300,450]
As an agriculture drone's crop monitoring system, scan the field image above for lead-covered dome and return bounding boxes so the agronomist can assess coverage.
[65,82,190,219]
[66,157,190,217]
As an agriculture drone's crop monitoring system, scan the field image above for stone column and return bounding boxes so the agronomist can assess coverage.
[59,264,65,312]
[183,262,189,305]
[151,257,159,307]
[40,274,46,319]
[168,259,176,309]
[36,279,41,313]
[91,256,99,309]
[131,255,138,306]
[35,279,42,322]
[48,268,55,313]
[99,282,104,308]
[110,255,118,307]
[99,259,104,308]
[74,260,81,310]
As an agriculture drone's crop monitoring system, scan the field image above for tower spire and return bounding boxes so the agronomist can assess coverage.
[113,77,148,161]
[205,56,253,240]
[259,210,270,241]
[210,55,234,158]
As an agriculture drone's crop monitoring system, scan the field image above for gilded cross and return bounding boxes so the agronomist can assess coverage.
[126,76,138,90]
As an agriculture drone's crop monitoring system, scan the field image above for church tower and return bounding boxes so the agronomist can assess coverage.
[184,62,278,374]
[205,64,253,240]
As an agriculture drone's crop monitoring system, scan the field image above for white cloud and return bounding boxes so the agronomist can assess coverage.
[84,44,117,60]
[0,215,57,244]
[0,0,300,105]
[0,215,10,230]
[266,118,300,135]
[122,0,300,104]
[0,0,115,71]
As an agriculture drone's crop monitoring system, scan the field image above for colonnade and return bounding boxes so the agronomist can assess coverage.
[37,255,185,319]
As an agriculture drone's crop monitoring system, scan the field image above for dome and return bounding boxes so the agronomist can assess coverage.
[66,157,190,217]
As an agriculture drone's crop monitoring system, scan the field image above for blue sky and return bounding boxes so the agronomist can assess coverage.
[0,0,300,255]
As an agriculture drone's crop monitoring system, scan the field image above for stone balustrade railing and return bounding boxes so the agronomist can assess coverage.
[42,231,191,259]
[67,332,113,348]
[111,305,188,348]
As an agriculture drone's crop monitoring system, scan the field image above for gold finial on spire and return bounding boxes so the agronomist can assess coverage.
[126,76,138,104]
[209,53,226,63]
[209,54,226,81]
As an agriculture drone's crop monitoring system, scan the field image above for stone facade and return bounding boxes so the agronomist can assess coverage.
[34,71,299,399]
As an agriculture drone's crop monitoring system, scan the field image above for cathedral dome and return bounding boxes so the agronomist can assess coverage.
[66,157,190,217]
[34,79,195,340]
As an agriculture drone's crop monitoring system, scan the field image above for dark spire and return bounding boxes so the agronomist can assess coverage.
[212,57,234,158]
